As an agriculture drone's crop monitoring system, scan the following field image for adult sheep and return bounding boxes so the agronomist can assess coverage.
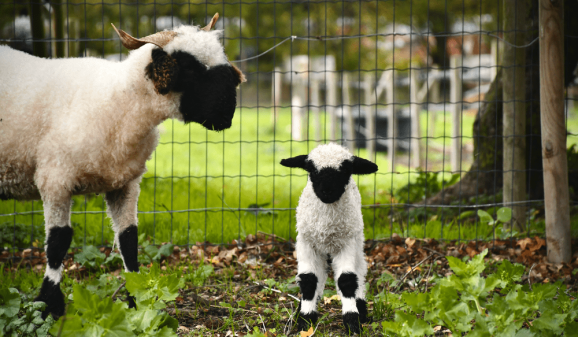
[280,143,378,334]
[0,13,245,319]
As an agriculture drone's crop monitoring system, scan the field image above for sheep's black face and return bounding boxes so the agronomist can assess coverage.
[171,51,241,131]
[309,161,354,204]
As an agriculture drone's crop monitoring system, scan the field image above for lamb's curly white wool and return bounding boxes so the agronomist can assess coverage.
[280,143,378,335]
[0,13,245,319]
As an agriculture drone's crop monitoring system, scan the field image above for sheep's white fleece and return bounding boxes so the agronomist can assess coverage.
[296,178,364,256]
[0,27,228,207]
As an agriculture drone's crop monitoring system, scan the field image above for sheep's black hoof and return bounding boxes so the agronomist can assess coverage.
[127,294,137,309]
[297,311,318,332]
[35,278,65,320]
[343,312,363,335]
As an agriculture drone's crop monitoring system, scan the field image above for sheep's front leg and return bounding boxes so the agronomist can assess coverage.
[35,195,73,319]
[295,236,328,331]
[105,179,141,308]
[332,239,368,335]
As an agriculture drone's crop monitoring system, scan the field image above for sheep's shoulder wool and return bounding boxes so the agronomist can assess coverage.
[295,178,364,255]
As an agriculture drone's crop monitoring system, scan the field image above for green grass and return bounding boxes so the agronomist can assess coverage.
[2,107,575,248]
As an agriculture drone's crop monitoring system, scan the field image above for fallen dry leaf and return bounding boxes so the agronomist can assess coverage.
[323,294,341,305]
[300,327,314,337]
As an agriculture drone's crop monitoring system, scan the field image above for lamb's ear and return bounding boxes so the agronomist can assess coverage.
[145,49,179,95]
[351,156,378,175]
[280,155,309,170]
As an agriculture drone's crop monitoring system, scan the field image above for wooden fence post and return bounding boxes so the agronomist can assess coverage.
[450,56,462,173]
[410,68,422,168]
[342,72,355,152]
[503,0,527,232]
[326,71,338,142]
[311,78,321,143]
[272,67,281,125]
[539,0,571,263]
[364,72,376,161]
[386,70,396,169]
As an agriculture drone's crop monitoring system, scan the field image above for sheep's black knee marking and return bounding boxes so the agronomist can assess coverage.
[46,226,73,269]
[356,299,368,323]
[118,225,139,272]
[35,277,65,319]
[337,272,358,298]
[297,273,318,301]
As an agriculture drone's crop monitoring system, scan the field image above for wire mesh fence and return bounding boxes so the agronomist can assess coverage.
[1,0,578,252]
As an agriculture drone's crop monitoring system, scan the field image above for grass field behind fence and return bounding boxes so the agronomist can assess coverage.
[4,106,577,249]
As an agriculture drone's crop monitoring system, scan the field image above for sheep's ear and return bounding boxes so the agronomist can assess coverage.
[351,156,378,175]
[145,49,179,95]
[280,155,308,170]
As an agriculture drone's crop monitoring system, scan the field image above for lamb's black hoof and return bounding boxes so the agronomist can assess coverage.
[297,311,318,332]
[35,278,65,320]
[343,312,362,335]
[127,294,137,309]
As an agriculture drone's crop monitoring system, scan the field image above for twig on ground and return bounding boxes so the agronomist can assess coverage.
[395,254,434,292]
[422,256,442,293]
[209,304,258,314]
[111,281,126,300]
[243,320,251,332]
[283,301,297,335]
[255,281,301,302]
[259,314,267,332]
[528,263,536,291]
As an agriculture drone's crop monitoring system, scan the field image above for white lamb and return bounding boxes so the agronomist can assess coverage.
[0,13,245,319]
[280,143,378,334]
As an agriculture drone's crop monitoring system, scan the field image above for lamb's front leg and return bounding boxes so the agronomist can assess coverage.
[332,239,368,335]
[295,236,328,331]
[105,179,141,308]
[35,195,73,319]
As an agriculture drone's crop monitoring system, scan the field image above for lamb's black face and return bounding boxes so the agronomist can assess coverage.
[170,51,242,131]
[309,161,354,204]
[280,153,379,204]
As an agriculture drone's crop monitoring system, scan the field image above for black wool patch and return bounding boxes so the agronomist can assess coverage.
[145,49,179,95]
[351,156,378,175]
[342,312,362,335]
[297,273,318,301]
[34,277,65,319]
[118,225,140,272]
[337,272,358,298]
[309,161,354,204]
[356,299,369,323]
[170,52,240,131]
[46,226,73,270]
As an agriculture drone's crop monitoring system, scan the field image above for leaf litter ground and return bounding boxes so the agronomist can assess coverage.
[2,232,577,336]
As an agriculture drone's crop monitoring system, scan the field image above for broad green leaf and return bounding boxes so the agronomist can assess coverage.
[477,210,494,225]
[75,245,106,268]
[0,287,21,318]
[532,311,566,335]
[496,207,512,223]
[564,322,578,337]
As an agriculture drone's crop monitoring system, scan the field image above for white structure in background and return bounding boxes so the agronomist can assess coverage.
[284,55,336,141]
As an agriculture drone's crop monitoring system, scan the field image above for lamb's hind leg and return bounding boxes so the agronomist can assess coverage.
[35,195,73,319]
[105,179,141,308]
[332,239,368,335]
[295,236,327,331]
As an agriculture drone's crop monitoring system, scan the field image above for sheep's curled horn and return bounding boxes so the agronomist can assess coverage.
[110,13,219,50]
